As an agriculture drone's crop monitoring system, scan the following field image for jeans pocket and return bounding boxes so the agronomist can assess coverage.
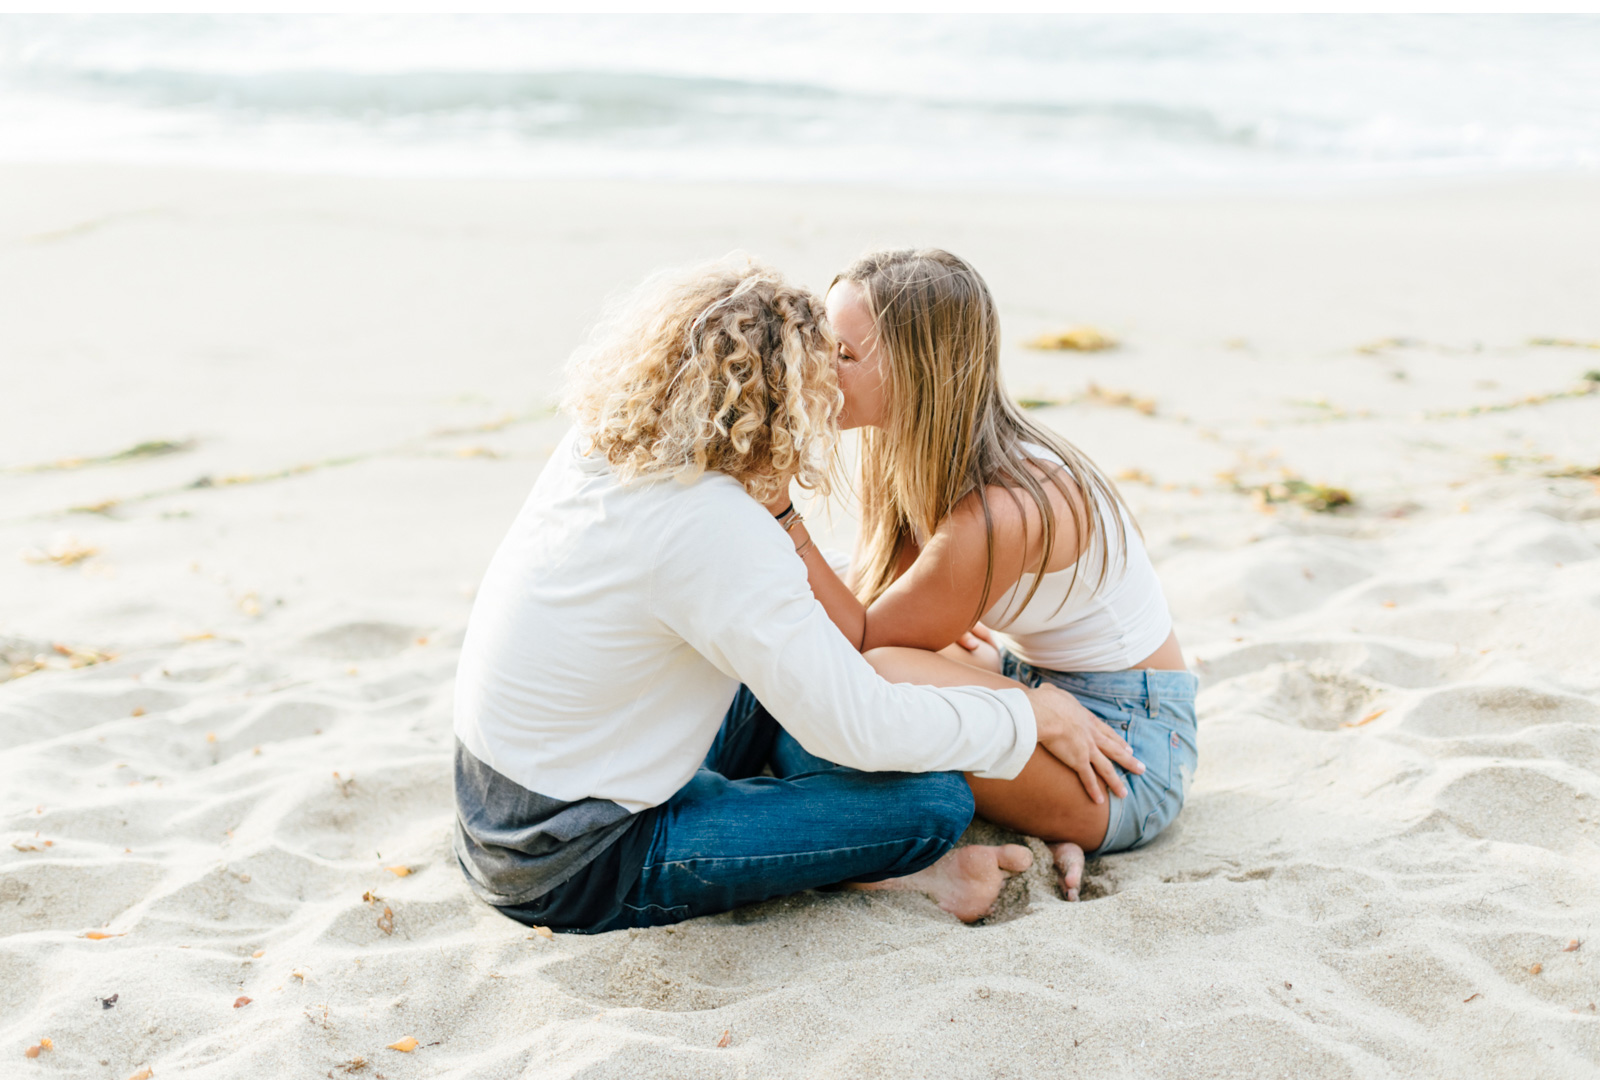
[1134,719,1195,847]
[1127,716,1173,795]
[1170,717,1199,802]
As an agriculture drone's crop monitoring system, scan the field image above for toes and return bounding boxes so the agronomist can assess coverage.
[997,843,1034,874]
[1049,842,1085,902]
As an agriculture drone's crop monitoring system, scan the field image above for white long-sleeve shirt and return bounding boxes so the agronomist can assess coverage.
[454,429,1037,815]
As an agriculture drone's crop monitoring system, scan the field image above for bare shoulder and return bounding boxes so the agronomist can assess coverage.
[1018,452,1089,518]
[944,454,1090,570]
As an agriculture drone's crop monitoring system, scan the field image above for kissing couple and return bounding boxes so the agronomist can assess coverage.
[453,249,1197,932]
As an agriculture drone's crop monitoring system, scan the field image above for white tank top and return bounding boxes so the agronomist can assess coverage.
[978,446,1173,673]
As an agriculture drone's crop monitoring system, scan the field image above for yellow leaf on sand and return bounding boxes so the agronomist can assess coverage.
[83,930,124,940]
[23,537,99,566]
[717,1029,732,1048]
[387,1037,419,1052]
[1341,709,1387,729]
[252,949,264,958]
[129,1069,153,1080]
[233,996,251,1008]
[1027,326,1118,352]
[40,1038,53,1050]
[533,926,554,939]
[385,866,411,877]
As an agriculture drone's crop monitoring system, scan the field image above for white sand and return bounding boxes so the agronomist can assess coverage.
[2,164,1599,1078]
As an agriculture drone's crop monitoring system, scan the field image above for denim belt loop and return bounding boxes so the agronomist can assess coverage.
[1144,670,1160,718]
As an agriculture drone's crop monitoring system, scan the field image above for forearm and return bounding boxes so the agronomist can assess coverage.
[788,519,868,649]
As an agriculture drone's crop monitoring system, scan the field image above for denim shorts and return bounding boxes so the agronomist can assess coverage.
[1002,654,1199,856]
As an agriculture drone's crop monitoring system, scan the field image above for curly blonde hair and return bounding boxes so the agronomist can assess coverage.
[563,256,841,504]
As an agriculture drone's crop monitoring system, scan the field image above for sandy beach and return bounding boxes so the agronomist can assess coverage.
[3,163,1599,1078]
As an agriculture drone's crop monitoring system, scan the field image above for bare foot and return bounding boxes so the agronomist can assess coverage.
[850,844,1033,923]
[1047,841,1085,901]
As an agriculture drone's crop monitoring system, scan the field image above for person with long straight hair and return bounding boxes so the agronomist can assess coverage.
[774,248,1195,901]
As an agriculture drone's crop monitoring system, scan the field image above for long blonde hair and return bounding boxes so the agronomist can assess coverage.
[835,248,1128,622]
[564,255,841,505]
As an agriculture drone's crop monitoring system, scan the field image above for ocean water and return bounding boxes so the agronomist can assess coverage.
[2,14,1597,190]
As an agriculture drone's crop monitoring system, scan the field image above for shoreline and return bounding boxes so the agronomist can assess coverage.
[6,154,1600,203]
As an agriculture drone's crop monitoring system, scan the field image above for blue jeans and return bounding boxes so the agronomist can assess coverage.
[1003,655,1199,855]
[504,687,975,933]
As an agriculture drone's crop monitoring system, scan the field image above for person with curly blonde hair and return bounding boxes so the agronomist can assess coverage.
[452,256,1127,932]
